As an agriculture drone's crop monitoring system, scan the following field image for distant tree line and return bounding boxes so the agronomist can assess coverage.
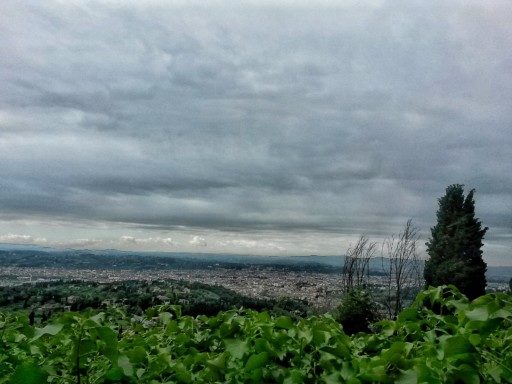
[0,279,313,324]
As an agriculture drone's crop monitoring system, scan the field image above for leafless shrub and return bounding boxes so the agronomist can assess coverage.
[382,219,423,318]
[342,235,377,293]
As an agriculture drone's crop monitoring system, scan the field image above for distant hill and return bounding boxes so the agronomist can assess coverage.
[0,246,340,274]
[0,243,510,281]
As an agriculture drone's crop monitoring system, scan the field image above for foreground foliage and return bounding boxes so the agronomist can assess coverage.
[1,286,511,383]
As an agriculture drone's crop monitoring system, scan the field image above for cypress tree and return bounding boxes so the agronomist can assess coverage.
[424,184,488,300]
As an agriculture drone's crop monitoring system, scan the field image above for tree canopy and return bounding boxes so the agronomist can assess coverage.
[424,184,488,300]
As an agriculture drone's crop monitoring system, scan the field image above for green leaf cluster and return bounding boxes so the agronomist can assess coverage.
[1,286,511,383]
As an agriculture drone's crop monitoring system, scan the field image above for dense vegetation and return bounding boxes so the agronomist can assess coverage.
[1,286,511,383]
[0,280,312,321]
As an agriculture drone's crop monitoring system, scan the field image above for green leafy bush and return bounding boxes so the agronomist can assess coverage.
[0,286,511,383]
[335,289,380,335]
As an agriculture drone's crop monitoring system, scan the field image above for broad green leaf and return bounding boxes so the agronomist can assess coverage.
[31,323,63,340]
[29,344,41,356]
[103,367,124,382]
[254,337,271,353]
[225,339,249,359]
[11,363,47,384]
[319,372,341,384]
[282,369,304,384]
[97,326,118,362]
[136,368,146,379]
[118,355,134,377]
[468,334,480,346]
[415,361,443,384]
[378,320,396,337]
[275,316,293,329]
[248,367,263,382]
[486,365,503,383]
[127,346,146,365]
[297,328,313,343]
[159,311,172,325]
[398,307,418,322]
[90,312,105,324]
[441,335,474,360]
[358,364,388,383]
[245,352,269,371]
[396,369,417,384]
[340,361,356,381]
[174,362,192,382]
[451,364,480,384]
[208,353,226,370]
[313,329,330,347]
[465,307,488,322]
[490,308,512,319]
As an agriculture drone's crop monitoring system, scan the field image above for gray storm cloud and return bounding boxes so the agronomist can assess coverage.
[0,1,511,262]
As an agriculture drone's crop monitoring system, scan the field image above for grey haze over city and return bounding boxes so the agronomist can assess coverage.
[0,1,511,264]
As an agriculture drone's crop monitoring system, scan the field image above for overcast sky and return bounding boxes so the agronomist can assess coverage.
[0,1,511,264]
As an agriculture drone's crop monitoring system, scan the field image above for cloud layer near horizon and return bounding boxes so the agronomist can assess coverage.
[0,1,511,263]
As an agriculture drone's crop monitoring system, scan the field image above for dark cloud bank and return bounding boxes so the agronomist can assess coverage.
[0,1,511,262]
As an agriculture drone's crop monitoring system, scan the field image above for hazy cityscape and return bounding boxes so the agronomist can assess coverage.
[1,253,509,311]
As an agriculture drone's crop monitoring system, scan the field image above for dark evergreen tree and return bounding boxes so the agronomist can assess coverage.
[336,289,379,335]
[424,184,488,300]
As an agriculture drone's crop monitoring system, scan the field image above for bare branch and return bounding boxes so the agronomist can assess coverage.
[342,235,377,293]
[382,219,424,318]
